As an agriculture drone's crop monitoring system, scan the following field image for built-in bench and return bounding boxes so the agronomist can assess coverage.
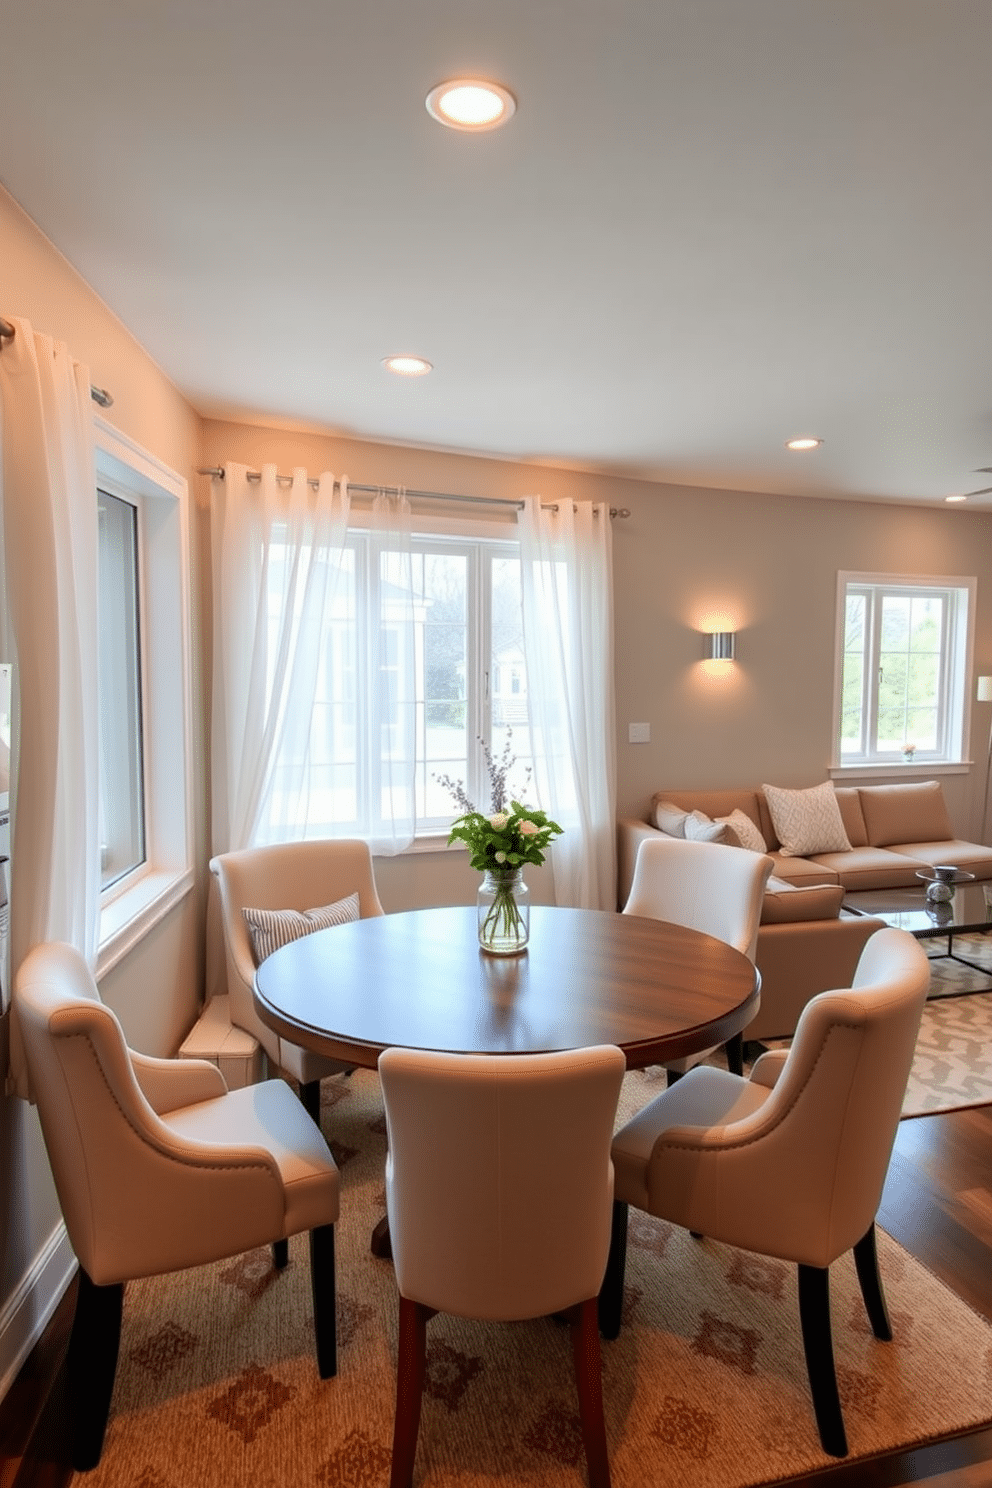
[178,994,263,1090]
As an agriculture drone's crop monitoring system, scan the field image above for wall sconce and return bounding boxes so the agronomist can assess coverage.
[706,632,736,661]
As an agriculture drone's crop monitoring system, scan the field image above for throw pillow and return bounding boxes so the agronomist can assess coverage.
[715,807,767,854]
[652,800,690,837]
[762,781,852,858]
[242,891,361,966]
[683,809,731,844]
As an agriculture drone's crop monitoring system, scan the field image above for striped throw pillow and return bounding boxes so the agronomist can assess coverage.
[242,892,361,965]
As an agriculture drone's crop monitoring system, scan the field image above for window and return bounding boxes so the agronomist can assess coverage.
[264,528,531,838]
[97,489,145,886]
[94,420,193,971]
[834,572,975,767]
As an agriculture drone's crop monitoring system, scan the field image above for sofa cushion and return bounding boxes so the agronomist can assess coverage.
[760,878,845,924]
[805,846,923,890]
[765,853,841,886]
[834,787,869,848]
[716,808,768,853]
[762,781,852,857]
[858,780,953,848]
[884,839,992,881]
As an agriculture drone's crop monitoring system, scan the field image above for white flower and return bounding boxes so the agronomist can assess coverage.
[518,819,539,836]
[490,812,509,829]
[495,850,507,863]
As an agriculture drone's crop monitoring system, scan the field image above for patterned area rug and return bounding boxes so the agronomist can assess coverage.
[74,1069,992,1488]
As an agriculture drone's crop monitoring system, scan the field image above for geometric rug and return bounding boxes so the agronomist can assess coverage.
[747,934,992,1119]
[72,1068,992,1488]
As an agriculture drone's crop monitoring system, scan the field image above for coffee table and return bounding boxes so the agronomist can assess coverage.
[843,880,992,983]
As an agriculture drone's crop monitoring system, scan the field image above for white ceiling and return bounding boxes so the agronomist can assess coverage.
[3,0,992,507]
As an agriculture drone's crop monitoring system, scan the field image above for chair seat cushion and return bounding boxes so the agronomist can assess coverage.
[613,1067,770,1210]
[163,1078,339,1236]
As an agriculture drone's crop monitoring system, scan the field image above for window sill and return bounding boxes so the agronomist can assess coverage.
[98,866,195,979]
[828,762,971,780]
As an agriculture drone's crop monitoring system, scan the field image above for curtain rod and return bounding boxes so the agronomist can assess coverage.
[0,315,114,408]
[198,465,631,518]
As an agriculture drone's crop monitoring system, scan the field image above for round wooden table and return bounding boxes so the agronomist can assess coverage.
[255,905,759,1257]
[253,905,759,1072]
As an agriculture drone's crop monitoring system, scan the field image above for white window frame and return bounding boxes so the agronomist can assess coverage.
[830,570,976,774]
[94,418,194,974]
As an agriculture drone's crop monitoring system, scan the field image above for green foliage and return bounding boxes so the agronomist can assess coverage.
[447,801,564,873]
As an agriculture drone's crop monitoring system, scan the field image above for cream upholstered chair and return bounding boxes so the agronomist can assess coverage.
[379,1044,627,1488]
[623,835,775,1081]
[15,941,340,1472]
[210,838,385,1118]
[598,926,930,1458]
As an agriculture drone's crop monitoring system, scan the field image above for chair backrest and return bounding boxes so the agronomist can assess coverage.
[379,1044,627,1321]
[657,926,930,1267]
[15,942,178,1276]
[623,836,774,961]
[210,839,385,1056]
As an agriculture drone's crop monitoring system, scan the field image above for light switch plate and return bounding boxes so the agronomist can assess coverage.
[628,722,651,744]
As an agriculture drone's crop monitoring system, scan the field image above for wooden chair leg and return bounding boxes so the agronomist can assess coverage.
[598,1201,628,1340]
[570,1297,612,1488]
[853,1223,892,1341]
[309,1224,337,1378]
[300,1078,322,1123]
[725,1031,744,1076]
[66,1268,124,1472]
[391,1297,432,1488]
[272,1238,289,1269]
[797,1264,848,1458]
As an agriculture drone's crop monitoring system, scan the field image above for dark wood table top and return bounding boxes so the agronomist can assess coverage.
[253,905,759,1070]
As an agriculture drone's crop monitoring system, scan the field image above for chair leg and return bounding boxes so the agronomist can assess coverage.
[665,1067,683,1088]
[272,1238,289,1269]
[66,1268,124,1472]
[300,1078,322,1123]
[853,1223,892,1341]
[309,1224,337,1378]
[598,1201,628,1340]
[725,1032,744,1076]
[391,1297,431,1488]
[570,1297,612,1488]
[797,1264,848,1458]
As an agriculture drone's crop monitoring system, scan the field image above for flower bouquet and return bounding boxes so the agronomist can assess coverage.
[447,802,563,954]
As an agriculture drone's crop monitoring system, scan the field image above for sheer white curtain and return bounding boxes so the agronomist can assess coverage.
[0,318,100,1099]
[518,496,617,909]
[210,464,416,855]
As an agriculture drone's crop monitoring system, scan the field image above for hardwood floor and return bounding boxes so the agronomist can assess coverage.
[3,1106,992,1486]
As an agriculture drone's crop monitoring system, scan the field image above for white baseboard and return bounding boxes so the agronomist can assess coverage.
[0,1222,76,1402]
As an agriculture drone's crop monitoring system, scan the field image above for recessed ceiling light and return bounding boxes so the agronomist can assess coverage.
[785,437,823,451]
[425,79,516,131]
[945,494,968,503]
[383,355,433,377]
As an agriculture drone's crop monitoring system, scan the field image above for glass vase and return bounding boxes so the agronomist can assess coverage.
[477,867,530,955]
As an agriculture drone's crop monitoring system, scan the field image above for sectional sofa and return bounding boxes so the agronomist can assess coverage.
[617,778,992,1042]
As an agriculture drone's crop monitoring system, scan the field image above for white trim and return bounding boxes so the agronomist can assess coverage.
[828,762,970,780]
[0,1221,75,1403]
[97,866,195,978]
[93,419,194,956]
[831,569,977,768]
